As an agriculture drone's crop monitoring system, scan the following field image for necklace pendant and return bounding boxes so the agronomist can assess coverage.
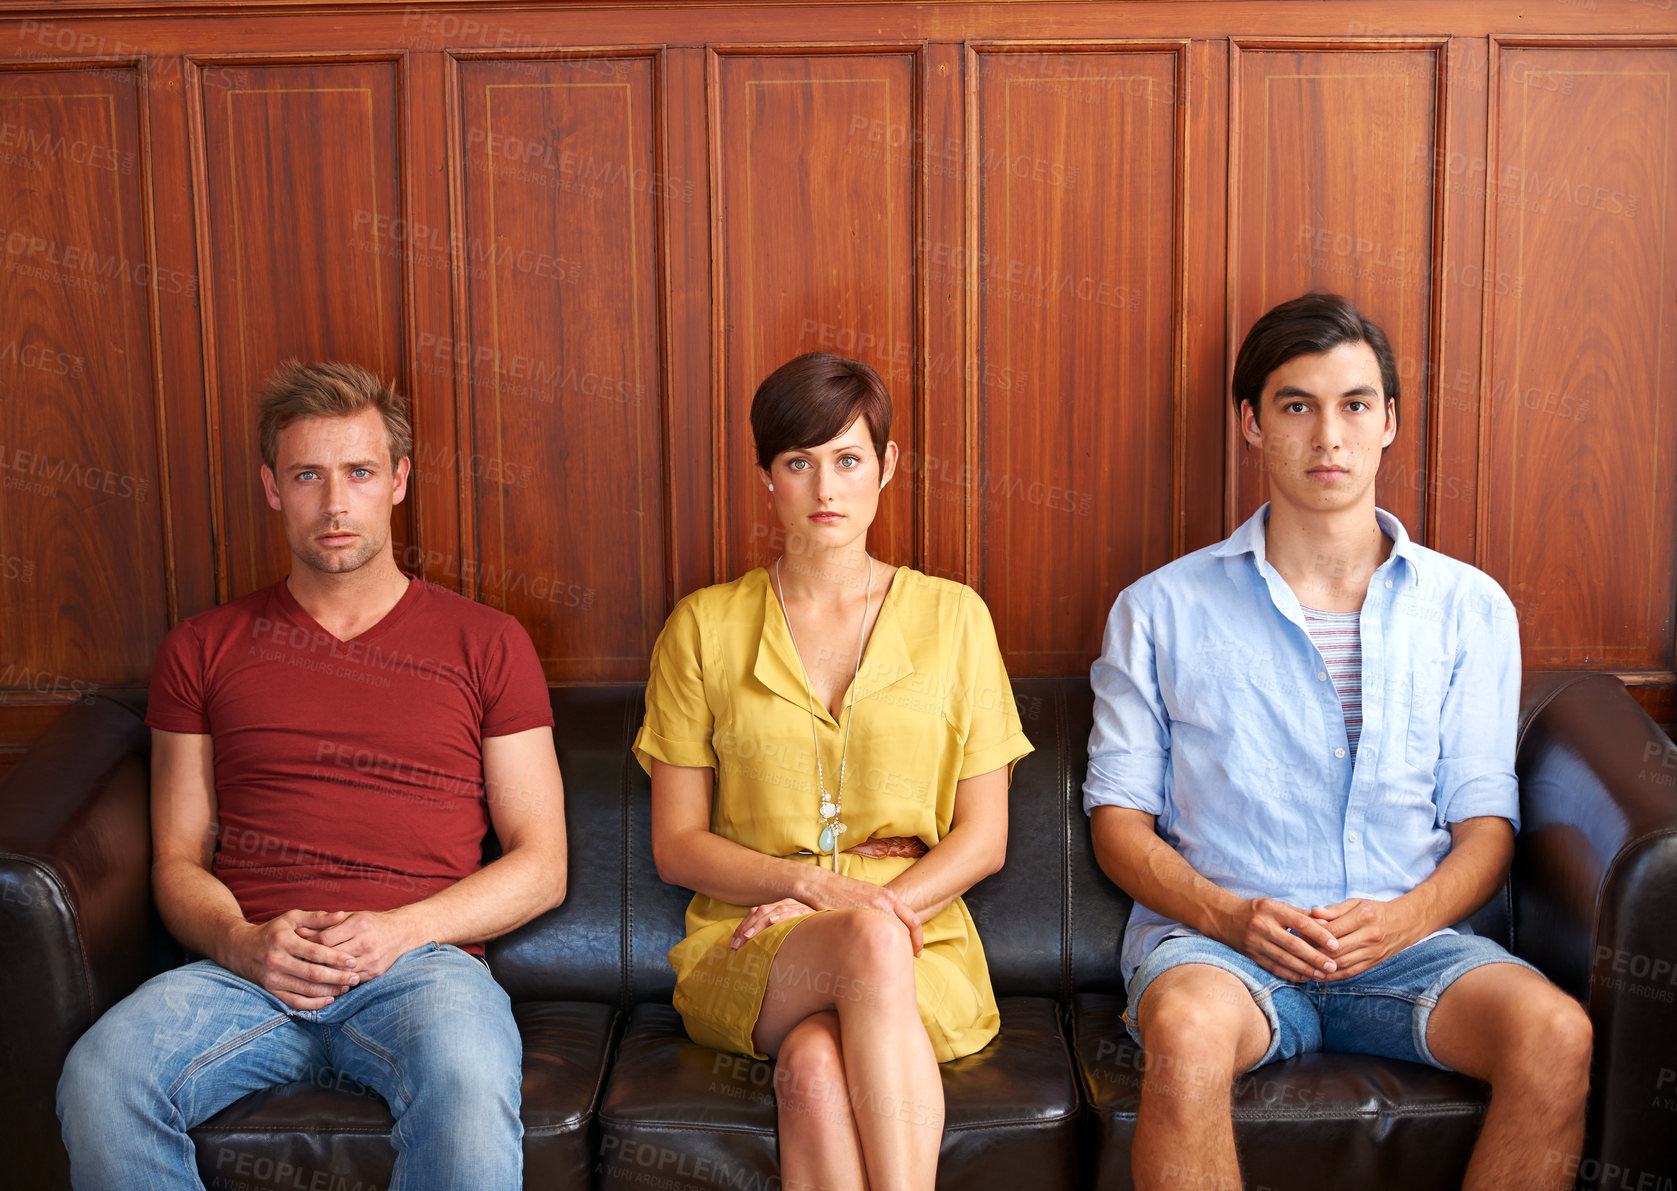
[818,822,837,853]
[819,800,837,818]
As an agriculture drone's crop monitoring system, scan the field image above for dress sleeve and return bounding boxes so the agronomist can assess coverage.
[950,590,1034,782]
[634,596,718,773]
[146,618,211,734]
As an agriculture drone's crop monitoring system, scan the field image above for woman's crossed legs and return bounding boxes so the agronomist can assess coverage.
[751,908,944,1191]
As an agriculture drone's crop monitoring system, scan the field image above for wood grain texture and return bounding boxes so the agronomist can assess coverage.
[971,44,1183,673]
[0,63,165,690]
[712,48,921,579]
[1229,44,1441,537]
[454,52,666,680]
[0,4,1672,747]
[194,58,407,599]
[1483,44,1677,670]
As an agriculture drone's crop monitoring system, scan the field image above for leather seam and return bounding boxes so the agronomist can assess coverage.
[598,1112,1082,1135]
[1095,1103,1486,1122]
[1058,683,1073,1005]
[622,693,636,1011]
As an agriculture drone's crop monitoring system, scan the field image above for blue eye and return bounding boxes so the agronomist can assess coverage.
[352,468,372,478]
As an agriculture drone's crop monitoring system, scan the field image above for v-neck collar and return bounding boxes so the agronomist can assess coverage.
[752,565,918,726]
[273,572,420,647]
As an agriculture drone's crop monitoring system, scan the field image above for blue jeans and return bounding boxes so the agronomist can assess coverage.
[57,943,522,1191]
[1124,931,1542,1071]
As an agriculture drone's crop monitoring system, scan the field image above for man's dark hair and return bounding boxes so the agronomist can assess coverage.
[1231,293,1399,426]
[750,352,892,469]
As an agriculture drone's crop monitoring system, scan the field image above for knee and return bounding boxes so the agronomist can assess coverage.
[1499,992,1593,1093]
[775,1025,847,1122]
[58,1022,145,1121]
[1140,1000,1246,1096]
[402,1024,521,1118]
[835,909,914,984]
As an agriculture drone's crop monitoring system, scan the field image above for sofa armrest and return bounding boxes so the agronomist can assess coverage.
[0,692,154,1188]
[1512,671,1677,1186]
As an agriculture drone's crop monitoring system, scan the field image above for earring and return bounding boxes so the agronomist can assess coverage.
[768,482,775,492]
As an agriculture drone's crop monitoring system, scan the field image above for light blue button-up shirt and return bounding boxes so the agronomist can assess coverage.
[1084,504,1522,986]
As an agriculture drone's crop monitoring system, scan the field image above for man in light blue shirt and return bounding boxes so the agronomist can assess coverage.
[1086,293,1591,1191]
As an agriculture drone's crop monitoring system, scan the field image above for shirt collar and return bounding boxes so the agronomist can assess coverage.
[1210,502,1420,579]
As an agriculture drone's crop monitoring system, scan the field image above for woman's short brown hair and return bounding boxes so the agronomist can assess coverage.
[257,360,414,472]
[750,353,892,470]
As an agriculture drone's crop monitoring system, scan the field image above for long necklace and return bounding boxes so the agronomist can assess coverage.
[773,556,873,855]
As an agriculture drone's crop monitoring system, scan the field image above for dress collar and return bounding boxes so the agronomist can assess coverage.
[750,566,919,725]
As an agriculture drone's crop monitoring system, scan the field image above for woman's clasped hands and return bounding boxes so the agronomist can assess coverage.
[729,867,924,953]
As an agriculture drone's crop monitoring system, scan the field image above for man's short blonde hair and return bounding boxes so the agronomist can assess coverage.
[257,360,413,472]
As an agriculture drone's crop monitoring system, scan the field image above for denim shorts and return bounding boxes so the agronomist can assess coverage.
[1122,931,1541,1072]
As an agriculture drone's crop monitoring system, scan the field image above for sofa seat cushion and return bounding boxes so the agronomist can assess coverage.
[1073,993,1490,1189]
[189,1001,616,1190]
[598,996,1081,1190]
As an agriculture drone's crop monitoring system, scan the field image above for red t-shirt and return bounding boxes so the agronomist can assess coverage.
[146,576,554,951]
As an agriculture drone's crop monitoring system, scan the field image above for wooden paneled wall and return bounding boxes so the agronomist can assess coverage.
[2,1,1675,769]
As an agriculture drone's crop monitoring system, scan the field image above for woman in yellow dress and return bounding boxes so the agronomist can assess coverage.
[634,352,1032,1191]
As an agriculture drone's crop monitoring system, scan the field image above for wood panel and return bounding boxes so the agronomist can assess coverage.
[0,3,1675,754]
[1229,44,1441,537]
[194,58,407,599]
[454,51,666,681]
[972,44,1183,672]
[1483,43,1677,672]
[0,63,165,691]
[712,48,920,578]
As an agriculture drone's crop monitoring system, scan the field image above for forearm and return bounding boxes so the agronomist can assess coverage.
[152,856,255,967]
[1392,816,1514,936]
[885,825,1002,919]
[385,841,566,948]
[1091,807,1243,939]
[656,824,842,908]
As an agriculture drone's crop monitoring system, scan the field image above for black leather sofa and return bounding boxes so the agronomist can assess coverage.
[2,673,1674,1190]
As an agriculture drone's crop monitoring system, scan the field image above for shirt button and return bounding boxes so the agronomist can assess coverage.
[1317,671,1328,681]
[1335,747,1346,758]
[1348,830,1361,844]
[1385,579,1393,589]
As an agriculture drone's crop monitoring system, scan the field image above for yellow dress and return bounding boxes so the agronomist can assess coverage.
[633,566,1033,1062]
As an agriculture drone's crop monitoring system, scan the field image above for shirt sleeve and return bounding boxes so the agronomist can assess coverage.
[146,618,211,734]
[1434,581,1522,829]
[633,596,717,773]
[480,618,556,737]
[1084,586,1171,816]
[949,590,1033,781]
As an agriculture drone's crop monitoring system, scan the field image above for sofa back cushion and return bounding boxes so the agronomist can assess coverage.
[493,680,1137,1005]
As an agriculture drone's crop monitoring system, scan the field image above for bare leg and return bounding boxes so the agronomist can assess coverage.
[1425,964,1592,1191]
[772,1011,867,1191]
[754,909,943,1191]
[1131,964,1271,1191]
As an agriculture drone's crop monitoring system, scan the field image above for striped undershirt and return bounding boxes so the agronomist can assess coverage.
[1301,605,1364,760]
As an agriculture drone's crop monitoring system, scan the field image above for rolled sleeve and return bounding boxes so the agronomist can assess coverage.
[952,592,1034,781]
[1434,584,1521,830]
[1084,587,1171,816]
[634,597,718,773]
